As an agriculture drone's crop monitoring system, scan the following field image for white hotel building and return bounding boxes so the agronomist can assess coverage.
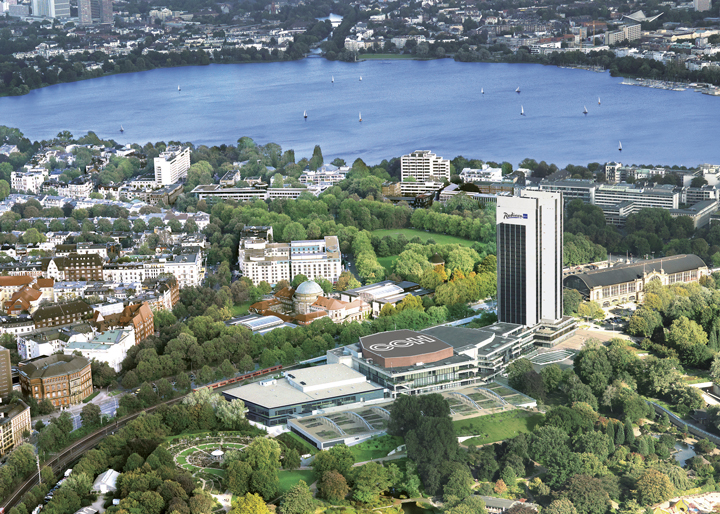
[238,236,342,286]
[401,150,451,182]
[154,146,191,186]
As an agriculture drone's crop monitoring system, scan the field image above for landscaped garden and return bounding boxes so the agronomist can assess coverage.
[371,228,475,247]
[347,434,405,462]
[455,410,545,445]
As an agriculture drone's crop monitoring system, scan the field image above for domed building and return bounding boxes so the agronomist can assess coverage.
[293,280,323,314]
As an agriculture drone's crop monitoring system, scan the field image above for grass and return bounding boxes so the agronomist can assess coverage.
[377,256,398,274]
[348,435,404,462]
[82,391,100,403]
[370,228,475,248]
[231,302,252,317]
[455,410,545,445]
[278,470,316,494]
[108,390,122,396]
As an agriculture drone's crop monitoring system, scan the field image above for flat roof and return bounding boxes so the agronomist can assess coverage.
[422,326,495,352]
[224,366,382,409]
[285,364,365,389]
[360,330,452,359]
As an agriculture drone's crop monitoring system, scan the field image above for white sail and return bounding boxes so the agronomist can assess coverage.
[332,76,334,83]
[583,106,588,114]
[359,112,362,122]
[516,86,520,93]
[619,141,622,151]
[598,97,601,105]
[481,88,484,94]
[304,110,307,118]
[521,106,524,116]
[120,125,124,132]
[178,85,180,91]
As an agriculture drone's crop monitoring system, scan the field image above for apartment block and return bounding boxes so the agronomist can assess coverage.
[154,146,191,186]
[400,150,451,182]
[0,401,30,456]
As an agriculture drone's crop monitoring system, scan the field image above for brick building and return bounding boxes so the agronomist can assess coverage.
[19,354,93,406]
[41,254,104,281]
[92,302,154,343]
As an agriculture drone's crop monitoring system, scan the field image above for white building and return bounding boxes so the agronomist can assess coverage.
[460,165,503,183]
[154,146,191,186]
[11,169,48,194]
[31,0,70,18]
[401,150,451,182]
[163,252,204,288]
[496,190,563,327]
[63,328,135,372]
[238,236,342,286]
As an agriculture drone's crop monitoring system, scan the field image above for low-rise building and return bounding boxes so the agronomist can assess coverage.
[32,300,93,329]
[563,254,708,306]
[18,354,93,406]
[42,254,104,281]
[92,302,153,343]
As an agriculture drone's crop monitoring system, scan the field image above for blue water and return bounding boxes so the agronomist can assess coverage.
[0,58,718,166]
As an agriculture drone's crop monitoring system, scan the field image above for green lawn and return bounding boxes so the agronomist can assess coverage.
[278,470,316,494]
[348,435,404,462]
[82,391,100,403]
[371,228,475,248]
[377,256,398,274]
[231,302,252,317]
[455,410,545,445]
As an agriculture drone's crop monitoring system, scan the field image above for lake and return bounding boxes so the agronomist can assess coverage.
[1,58,718,167]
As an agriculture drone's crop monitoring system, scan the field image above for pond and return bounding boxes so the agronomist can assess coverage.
[674,441,697,467]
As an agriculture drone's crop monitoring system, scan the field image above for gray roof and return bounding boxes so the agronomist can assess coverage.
[19,354,90,379]
[423,326,495,352]
[564,254,706,290]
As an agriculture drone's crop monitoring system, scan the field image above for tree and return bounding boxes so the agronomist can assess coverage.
[546,499,579,514]
[122,370,139,389]
[636,469,673,506]
[507,358,534,390]
[280,480,313,514]
[494,479,507,494]
[352,462,391,503]
[446,496,489,514]
[230,493,270,514]
[283,448,301,470]
[578,301,605,321]
[0,180,9,201]
[541,364,563,391]
[318,470,349,501]
[444,468,473,508]
[624,419,635,446]
[21,228,46,244]
[563,475,610,514]
[80,403,101,428]
[227,460,253,496]
[667,316,710,366]
[312,444,355,479]
[291,274,309,289]
[216,399,247,430]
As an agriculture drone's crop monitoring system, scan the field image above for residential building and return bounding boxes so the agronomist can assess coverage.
[400,150,451,182]
[18,354,93,406]
[459,165,503,183]
[79,0,112,25]
[400,180,445,196]
[42,254,103,281]
[381,182,401,197]
[0,401,30,456]
[32,300,93,329]
[0,276,36,303]
[497,190,563,327]
[64,328,135,372]
[11,169,48,194]
[694,0,711,12]
[164,252,204,288]
[91,302,153,343]
[0,349,11,398]
[154,146,190,186]
[298,165,349,185]
[564,254,708,306]
[136,276,179,311]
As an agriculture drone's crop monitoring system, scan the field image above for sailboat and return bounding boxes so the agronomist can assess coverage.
[178,85,181,92]
[359,112,362,122]
[304,110,307,120]
[359,76,363,81]
[120,125,124,133]
[520,106,525,116]
[583,106,588,115]
[618,141,623,152]
[481,88,484,94]
[598,97,601,105]
[516,86,521,94]
[332,76,334,83]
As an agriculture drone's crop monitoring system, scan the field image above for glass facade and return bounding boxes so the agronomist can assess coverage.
[498,223,526,325]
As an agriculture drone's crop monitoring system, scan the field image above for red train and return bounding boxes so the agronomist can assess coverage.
[193,364,283,391]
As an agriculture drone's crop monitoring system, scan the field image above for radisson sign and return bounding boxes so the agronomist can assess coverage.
[503,212,528,219]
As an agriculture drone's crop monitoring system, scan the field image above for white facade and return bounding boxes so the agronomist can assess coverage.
[164,252,204,288]
[102,254,203,288]
[401,150,451,182]
[154,146,191,186]
[399,181,445,196]
[496,190,563,327]
[63,328,135,372]
[11,169,48,194]
[460,165,503,183]
[238,236,341,286]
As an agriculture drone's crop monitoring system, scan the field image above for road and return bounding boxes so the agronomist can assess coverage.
[36,391,122,431]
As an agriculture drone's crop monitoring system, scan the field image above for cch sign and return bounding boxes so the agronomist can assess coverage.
[368,335,439,352]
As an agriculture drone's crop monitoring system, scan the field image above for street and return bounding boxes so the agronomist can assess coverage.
[35,390,123,431]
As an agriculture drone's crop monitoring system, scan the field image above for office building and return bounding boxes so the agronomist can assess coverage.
[539,179,596,204]
[594,184,679,210]
[496,190,563,327]
[154,146,191,186]
[0,401,30,456]
[31,0,69,18]
[564,254,708,306]
[79,0,112,24]
[18,354,93,407]
[0,349,11,398]
[400,150,451,182]
[694,0,711,12]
